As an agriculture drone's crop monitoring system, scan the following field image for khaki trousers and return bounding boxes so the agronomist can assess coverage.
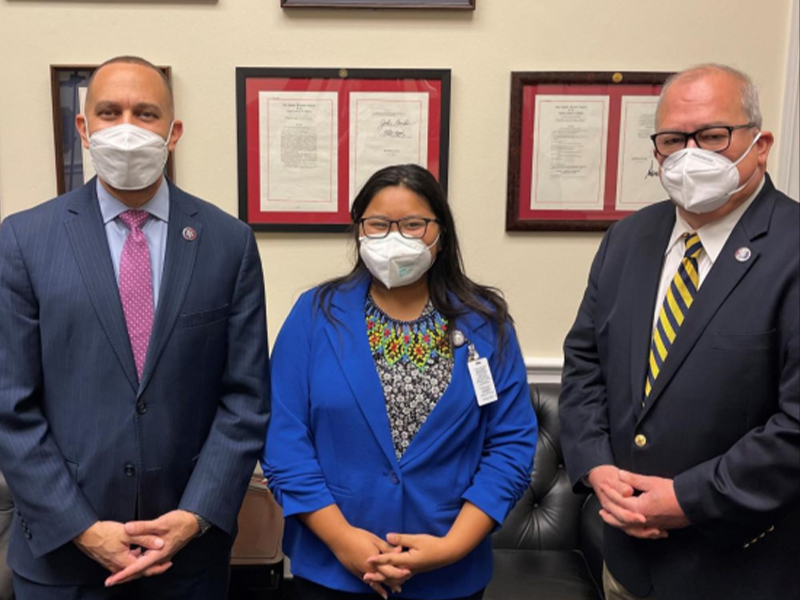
[603,563,655,600]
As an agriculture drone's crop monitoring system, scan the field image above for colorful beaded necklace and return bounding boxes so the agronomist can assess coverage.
[365,295,452,371]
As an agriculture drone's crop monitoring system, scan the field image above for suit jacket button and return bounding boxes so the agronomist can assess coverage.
[389,473,399,485]
[24,531,31,540]
[634,434,647,447]
[136,402,147,415]
[124,463,136,477]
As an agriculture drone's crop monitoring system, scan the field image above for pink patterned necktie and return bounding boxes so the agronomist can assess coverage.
[118,210,154,381]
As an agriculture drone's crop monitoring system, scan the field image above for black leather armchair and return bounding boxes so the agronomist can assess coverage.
[485,383,604,600]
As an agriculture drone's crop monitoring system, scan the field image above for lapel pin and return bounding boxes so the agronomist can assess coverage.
[734,247,751,262]
[452,330,466,348]
[182,227,197,242]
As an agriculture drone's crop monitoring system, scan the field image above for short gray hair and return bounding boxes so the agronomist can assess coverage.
[656,64,762,129]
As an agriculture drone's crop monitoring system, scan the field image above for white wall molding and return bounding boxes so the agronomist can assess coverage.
[524,357,563,384]
[778,0,800,200]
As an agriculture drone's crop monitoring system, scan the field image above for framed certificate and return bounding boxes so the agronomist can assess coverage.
[281,0,475,9]
[506,71,671,231]
[50,65,175,196]
[236,67,451,232]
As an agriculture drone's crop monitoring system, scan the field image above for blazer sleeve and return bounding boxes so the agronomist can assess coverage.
[261,290,337,518]
[461,323,538,526]
[674,314,800,547]
[0,218,98,558]
[559,227,617,491]
[178,229,270,536]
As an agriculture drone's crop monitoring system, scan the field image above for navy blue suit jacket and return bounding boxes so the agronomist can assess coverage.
[0,180,270,585]
[263,277,537,599]
[560,175,800,599]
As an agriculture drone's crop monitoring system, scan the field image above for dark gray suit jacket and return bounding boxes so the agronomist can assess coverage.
[0,180,270,585]
[560,175,800,600]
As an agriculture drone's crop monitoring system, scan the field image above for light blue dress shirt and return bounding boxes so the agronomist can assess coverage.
[96,178,169,309]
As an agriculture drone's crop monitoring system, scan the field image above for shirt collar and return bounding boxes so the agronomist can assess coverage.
[96,177,170,225]
[666,177,764,264]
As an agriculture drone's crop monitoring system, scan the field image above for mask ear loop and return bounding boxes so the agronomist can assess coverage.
[164,121,175,147]
[731,131,762,167]
[83,113,92,140]
[426,233,441,251]
[728,131,763,195]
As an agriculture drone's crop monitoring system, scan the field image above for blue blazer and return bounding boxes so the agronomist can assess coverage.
[263,276,537,599]
[560,175,800,599]
[0,180,270,585]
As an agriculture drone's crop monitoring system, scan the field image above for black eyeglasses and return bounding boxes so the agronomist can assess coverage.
[650,123,757,157]
[359,217,439,239]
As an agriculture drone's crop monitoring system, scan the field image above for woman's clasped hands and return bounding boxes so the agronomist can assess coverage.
[331,526,412,598]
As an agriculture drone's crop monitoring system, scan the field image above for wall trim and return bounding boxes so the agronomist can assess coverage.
[777,0,800,199]
[524,357,563,384]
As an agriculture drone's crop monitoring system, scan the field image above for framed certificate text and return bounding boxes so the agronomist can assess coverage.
[236,67,451,232]
[506,71,671,231]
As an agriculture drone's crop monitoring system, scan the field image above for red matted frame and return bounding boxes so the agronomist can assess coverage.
[236,67,451,232]
[506,71,671,231]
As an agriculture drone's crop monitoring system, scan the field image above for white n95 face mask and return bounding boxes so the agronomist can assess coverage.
[359,232,439,290]
[87,122,173,191]
[659,132,761,214]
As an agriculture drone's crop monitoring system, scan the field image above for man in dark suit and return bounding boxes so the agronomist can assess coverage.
[560,64,799,600]
[0,56,270,599]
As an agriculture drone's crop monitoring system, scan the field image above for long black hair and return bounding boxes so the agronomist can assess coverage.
[315,164,512,350]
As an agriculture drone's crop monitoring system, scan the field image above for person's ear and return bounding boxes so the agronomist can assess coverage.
[167,120,184,151]
[76,114,90,150]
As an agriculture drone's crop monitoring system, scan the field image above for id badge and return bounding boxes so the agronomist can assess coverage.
[467,344,498,406]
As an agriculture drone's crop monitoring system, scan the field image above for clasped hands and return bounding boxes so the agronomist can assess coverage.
[333,526,456,599]
[588,465,690,539]
[73,509,199,587]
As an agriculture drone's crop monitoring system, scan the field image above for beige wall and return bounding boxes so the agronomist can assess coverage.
[0,0,795,362]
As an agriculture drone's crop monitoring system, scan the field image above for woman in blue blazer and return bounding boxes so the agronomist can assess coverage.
[263,165,537,600]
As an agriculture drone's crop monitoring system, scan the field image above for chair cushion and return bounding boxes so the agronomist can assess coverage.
[485,549,602,600]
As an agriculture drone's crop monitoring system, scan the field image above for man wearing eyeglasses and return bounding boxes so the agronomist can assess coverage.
[560,64,799,600]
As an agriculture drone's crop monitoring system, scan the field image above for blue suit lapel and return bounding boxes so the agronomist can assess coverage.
[139,183,202,396]
[641,183,774,417]
[628,205,674,416]
[326,279,493,468]
[326,277,398,467]
[64,182,138,392]
[399,312,490,468]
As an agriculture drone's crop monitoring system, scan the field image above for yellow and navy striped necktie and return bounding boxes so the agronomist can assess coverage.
[645,232,704,398]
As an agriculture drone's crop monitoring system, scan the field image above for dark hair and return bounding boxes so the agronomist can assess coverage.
[86,56,174,115]
[315,164,512,350]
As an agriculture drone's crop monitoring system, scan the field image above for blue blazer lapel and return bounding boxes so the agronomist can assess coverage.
[63,182,138,392]
[399,312,490,468]
[326,277,399,467]
[139,183,202,395]
[629,205,675,414]
[641,182,774,417]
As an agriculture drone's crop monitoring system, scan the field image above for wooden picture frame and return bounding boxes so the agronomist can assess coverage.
[506,71,672,231]
[236,67,451,232]
[281,0,475,9]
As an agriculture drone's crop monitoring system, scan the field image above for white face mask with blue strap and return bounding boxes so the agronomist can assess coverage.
[660,132,761,214]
